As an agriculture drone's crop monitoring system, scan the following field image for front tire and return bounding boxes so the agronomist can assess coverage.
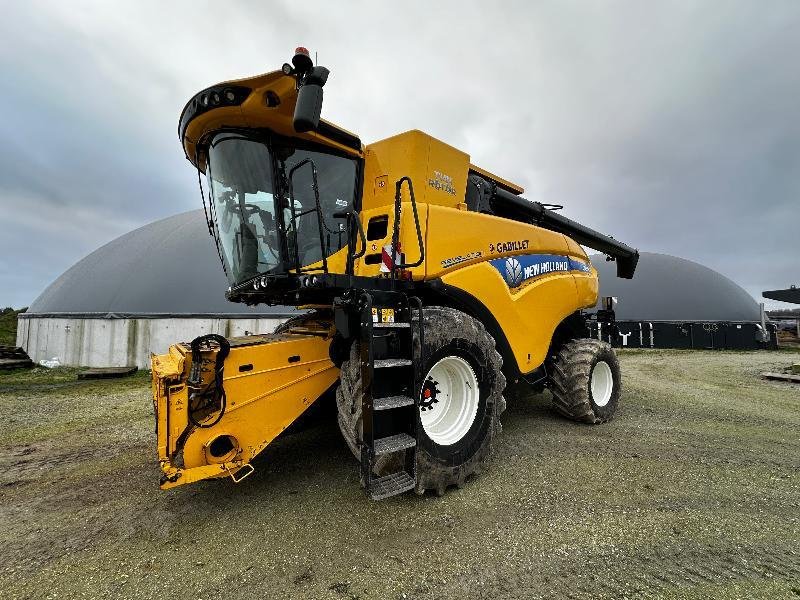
[549,338,621,423]
[336,306,506,495]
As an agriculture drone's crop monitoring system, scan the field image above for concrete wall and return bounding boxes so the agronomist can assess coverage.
[17,316,288,368]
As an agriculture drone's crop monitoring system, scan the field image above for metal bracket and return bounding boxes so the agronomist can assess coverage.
[226,463,255,484]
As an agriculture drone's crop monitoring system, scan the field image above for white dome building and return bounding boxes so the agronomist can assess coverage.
[18,212,776,367]
[591,252,773,349]
[18,210,294,367]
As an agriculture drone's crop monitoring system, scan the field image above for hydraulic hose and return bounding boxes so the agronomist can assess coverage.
[187,334,231,428]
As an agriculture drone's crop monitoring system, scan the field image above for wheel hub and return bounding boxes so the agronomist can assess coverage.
[591,360,613,407]
[420,377,441,411]
[419,355,480,446]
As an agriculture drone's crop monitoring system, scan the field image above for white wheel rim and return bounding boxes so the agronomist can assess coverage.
[419,356,480,446]
[591,360,614,407]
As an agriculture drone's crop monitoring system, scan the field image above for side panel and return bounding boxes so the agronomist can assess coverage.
[362,130,470,212]
[351,202,597,284]
[574,266,600,309]
[564,235,600,308]
[179,336,338,470]
[425,205,577,280]
[441,261,591,374]
[153,332,338,489]
[353,202,429,279]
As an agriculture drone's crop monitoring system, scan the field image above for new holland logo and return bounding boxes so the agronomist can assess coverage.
[490,253,591,288]
[504,257,523,287]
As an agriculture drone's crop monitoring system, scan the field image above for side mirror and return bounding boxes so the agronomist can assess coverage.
[293,66,329,133]
[294,84,323,132]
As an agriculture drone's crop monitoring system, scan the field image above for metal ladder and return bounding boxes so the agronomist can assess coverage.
[359,291,423,500]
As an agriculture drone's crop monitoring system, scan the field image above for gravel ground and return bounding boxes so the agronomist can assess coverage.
[0,350,798,600]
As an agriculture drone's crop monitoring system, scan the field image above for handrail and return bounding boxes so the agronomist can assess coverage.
[287,158,328,274]
[333,210,367,259]
[390,176,425,279]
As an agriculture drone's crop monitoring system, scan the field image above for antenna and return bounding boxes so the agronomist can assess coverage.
[315,51,318,65]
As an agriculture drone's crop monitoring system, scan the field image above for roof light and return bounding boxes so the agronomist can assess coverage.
[292,46,313,74]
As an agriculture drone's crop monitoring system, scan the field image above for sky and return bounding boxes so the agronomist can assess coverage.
[0,0,797,309]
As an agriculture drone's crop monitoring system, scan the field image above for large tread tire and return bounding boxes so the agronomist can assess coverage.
[336,306,506,495]
[549,338,621,424]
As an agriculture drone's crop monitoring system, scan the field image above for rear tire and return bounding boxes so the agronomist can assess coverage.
[336,306,506,495]
[549,338,621,424]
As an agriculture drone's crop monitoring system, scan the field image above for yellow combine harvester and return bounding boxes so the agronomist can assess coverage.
[152,48,639,499]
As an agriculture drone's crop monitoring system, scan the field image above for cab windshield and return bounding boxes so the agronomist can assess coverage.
[205,133,357,285]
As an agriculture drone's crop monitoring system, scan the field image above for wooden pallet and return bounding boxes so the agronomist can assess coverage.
[0,358,34,370]
[77,366,138,380]
[0,346,28,359]
[761,372,800,384]
[0,346,33,370]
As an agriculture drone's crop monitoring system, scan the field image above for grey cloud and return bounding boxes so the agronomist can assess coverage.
[0,0,797,309]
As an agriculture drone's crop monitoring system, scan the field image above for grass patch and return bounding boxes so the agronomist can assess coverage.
[0,365,150,388]
[0,307,26,346]
[1,350,798,599]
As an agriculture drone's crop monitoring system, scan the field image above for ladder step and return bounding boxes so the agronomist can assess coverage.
[369,471,416,500]
[374,395,415,410]
[373,433,416,455]
[374,358,413,369]
[373,322,410,329]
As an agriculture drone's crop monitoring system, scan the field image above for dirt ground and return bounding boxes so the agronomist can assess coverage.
[1,350,798,600]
